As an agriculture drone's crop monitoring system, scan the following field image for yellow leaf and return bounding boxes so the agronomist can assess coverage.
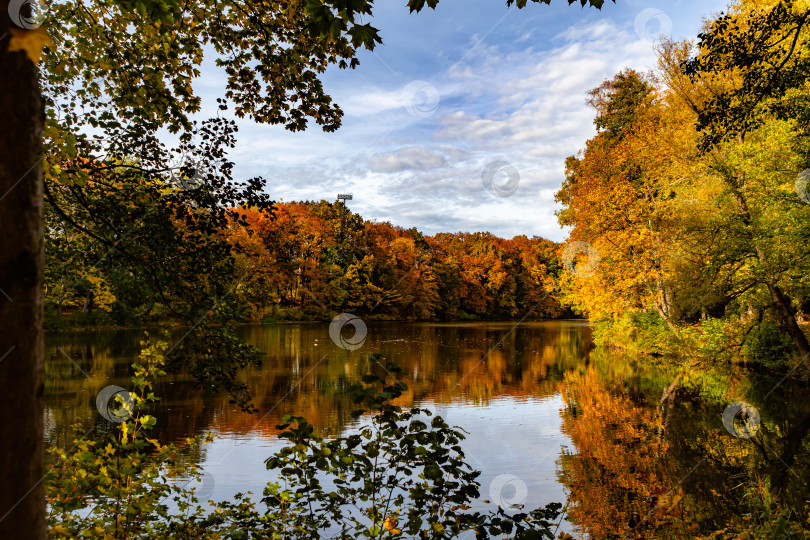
[7,27,54,64]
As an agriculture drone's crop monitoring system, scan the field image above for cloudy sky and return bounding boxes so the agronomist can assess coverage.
[201,0,728,242]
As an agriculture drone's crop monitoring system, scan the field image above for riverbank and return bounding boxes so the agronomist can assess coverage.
[45,308,584,334]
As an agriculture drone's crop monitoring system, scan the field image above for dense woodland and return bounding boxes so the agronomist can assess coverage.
[45,198,565,326]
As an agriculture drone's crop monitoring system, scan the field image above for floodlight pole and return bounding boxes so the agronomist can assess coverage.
[336,194,352,241]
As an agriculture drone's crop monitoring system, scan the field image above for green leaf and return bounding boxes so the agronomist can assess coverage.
[424,464,442,480]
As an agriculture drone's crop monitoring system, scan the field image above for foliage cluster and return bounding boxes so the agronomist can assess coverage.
[591,311,678,355]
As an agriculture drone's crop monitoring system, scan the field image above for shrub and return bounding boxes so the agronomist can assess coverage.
[742,319,795,367]
[592,310,675,355]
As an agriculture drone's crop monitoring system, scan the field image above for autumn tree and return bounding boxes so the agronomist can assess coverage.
[555,70,683,330]
[683,0,810,361]
[557,9,810,366]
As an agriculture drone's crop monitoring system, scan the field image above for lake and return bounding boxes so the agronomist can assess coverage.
[44,321,810,538]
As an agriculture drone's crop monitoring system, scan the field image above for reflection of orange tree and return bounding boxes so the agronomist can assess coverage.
[195,323,590,441]
[558,367,692,538]
[201,335,575,440]
[217,323,588,433]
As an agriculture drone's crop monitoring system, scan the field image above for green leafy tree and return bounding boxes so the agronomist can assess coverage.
[682,0,810,361]
[684,0,810,150]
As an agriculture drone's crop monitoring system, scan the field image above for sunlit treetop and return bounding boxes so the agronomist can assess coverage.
[587,69,656,141]
[683,0,810,150]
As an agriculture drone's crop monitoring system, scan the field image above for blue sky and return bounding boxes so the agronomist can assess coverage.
[200,0,729,242]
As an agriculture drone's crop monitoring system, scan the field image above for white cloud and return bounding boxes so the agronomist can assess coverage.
[339,89,405,117]
[369,147,448,173]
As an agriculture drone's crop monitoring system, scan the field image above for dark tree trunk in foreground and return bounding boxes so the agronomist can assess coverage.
[0,8,46,538]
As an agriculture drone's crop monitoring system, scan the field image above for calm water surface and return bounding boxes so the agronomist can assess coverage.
[44,321,810,538]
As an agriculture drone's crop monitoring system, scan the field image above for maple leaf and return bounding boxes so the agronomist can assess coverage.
[7,27,54,64]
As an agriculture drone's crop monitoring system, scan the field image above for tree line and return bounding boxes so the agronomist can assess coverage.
[46,195,567,326]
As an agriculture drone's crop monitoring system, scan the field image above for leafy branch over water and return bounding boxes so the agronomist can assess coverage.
[47,343,562,539]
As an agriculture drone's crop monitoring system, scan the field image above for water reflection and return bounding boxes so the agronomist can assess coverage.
[45,321,591,447]
[557,348,810,537]
[45,321,589,535]
[44,321,810,537]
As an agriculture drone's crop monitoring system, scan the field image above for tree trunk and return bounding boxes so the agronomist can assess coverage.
[0,11,46,539]
[727,179,810,369]
[766,281,810,363]
[57,278,65,315]
[656,305,679,335]
[81,290,93,313]
[774,409,810,491]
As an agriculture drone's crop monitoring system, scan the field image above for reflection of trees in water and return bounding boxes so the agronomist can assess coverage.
[45,322,592,448]
[215,322,593,439]
[558,349,810,537]
[48,323,809,534]
[558,361,680,538]
[45,334,134,447]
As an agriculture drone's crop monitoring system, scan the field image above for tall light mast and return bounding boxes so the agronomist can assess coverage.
[336,193,352,240]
